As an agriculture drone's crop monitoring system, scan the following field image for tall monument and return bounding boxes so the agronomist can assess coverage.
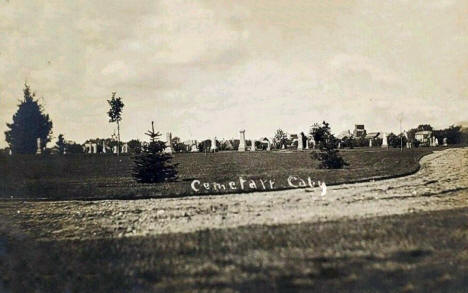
[238,130,246,152]
[211,137,217,152]
[164,132,174,154]
[298,133,304,150]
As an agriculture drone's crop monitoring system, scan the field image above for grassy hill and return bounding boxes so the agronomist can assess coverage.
[0,148,435,200]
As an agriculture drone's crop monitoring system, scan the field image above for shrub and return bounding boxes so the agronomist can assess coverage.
[312,137,348,169]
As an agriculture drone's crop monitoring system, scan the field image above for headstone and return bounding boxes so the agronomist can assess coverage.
[298,134,304,150]
[311,138,316,149]
[435,137,439,146]
[164,132,174,154]
[224,139,234,150]
[113,145,118,154]
[191,144,199,152]
[369,139,373,147]
[305,139,310,149]
[36,138,42,155]
[93,143,98,154]
[8,149,12,155]
[122,143,128,153]
[337,141,341,149]
[251,139,256,152]
[282,144,286,150]
[266,140,271,151]
[381,133,388,148]
[102,141,107,153]
[211,137,217,152]
[443,137,448,146]
[238,130,246,152]
[406,142,411,149]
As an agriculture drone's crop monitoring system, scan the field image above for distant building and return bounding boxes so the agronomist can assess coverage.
[353,124,366,137]
[415,130,432,146]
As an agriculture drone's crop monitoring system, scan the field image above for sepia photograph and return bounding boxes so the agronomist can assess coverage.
[0,1,467,292]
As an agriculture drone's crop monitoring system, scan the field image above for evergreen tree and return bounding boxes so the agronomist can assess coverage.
[133,121,178,183]
[5,84,53,154]
[310,121,348,169]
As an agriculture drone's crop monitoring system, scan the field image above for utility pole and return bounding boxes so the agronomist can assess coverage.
[397,113,403,152]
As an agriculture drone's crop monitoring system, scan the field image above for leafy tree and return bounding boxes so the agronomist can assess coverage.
[5,84,53,154]
[310,121,330,145]
[55,134,66,155]
[133,122,178,183]
[417,124,433,131]
[65,142,84,154]
[433,125,462,145]
[107,92,124,156]
[198,139,211,152]
[310,121,347,169]
[387,133,407,148]
[127,139,142,154]
[273,129,287,149]
[171,136,186,152]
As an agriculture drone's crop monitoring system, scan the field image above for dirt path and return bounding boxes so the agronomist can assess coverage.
[1,148,467,240]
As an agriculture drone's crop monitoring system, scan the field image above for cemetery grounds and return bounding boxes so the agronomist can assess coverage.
[0,147,467,292]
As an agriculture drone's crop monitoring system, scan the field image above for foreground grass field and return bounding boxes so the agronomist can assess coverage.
[0,148,435,199]
[1,207,467,292]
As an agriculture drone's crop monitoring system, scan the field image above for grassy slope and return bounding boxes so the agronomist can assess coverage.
[1,207,467,292]
[0,148,434,199]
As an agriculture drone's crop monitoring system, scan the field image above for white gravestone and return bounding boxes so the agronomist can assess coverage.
[238,130,246,152]
[102,141,107,153]
[122,143,128,153]
[298,134,304,150]
[211,137,217,152]
[251,139,256,152]
[381,133,388,148]
[36,138,42,155]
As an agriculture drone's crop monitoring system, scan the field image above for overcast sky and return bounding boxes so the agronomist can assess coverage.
[0,0,467,146]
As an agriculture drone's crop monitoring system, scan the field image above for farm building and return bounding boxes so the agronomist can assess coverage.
[415,130,432,146]
[353,124,367,137]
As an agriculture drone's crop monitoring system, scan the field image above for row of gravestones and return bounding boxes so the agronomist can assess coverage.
[164,131,450,154]
[163,130,317,154]
[33,132,449,155]
[375,133,446,149]
[34,138,129,155]
[83,141,129,154]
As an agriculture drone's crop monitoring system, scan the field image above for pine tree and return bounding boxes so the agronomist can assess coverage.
[310,121,348,169]
[133,122,178,183]
[5,84,53,154]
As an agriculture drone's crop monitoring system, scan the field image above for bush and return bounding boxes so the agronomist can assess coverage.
[312,137,348,169]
